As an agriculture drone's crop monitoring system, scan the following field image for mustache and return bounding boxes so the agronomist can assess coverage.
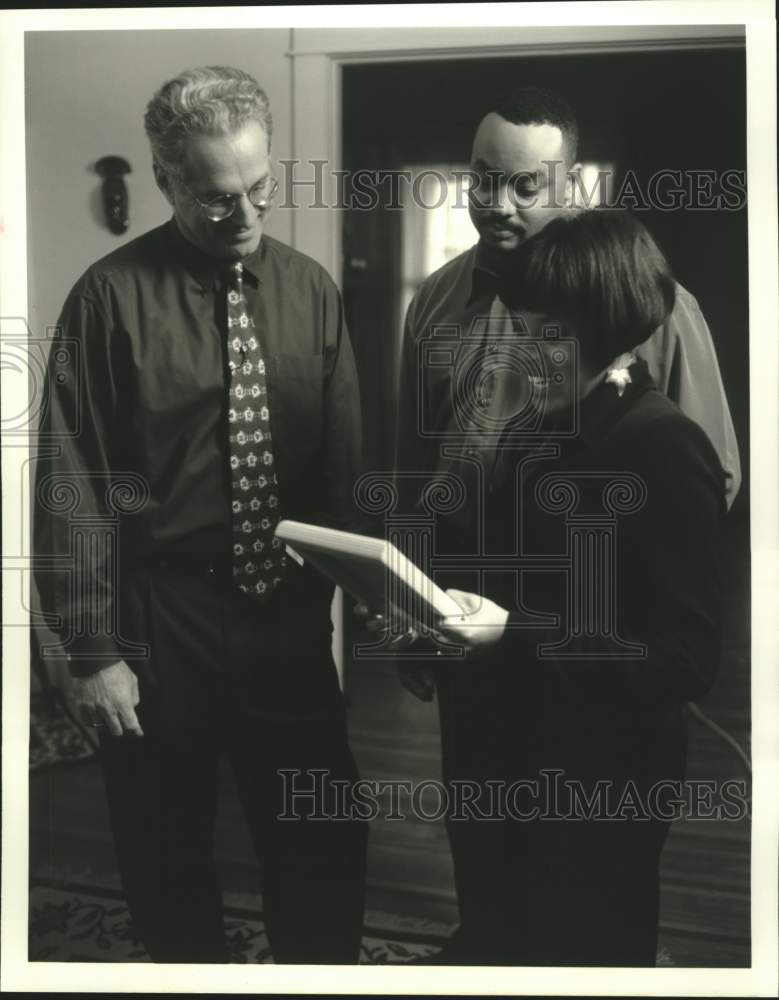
[480,218,525,233]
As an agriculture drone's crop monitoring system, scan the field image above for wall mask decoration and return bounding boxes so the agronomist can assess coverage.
[95,156,131,234]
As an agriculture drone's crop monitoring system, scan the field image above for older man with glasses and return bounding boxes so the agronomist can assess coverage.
[34,65,366,964]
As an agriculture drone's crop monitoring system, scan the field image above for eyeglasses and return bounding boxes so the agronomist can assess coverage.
[179,174,279,222]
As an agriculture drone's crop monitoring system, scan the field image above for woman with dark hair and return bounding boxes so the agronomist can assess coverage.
[429,209,726,966]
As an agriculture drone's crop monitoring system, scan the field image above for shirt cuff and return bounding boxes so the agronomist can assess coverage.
[66,653,125,677]
[59,635,124,677]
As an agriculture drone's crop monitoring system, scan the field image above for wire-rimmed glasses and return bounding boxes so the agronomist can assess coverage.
[180,174,279,222]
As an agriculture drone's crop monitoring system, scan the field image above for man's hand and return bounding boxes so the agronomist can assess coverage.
[353,601,418,644]
[396,663,436,702]
[354,601,436,699]
[435,589,509,649]
[72,660,143,737]
[353,600,379,631]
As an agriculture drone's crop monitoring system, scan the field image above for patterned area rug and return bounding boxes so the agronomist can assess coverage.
[29,693,97,773]
[29,880,674,966]
[29,881,447,964]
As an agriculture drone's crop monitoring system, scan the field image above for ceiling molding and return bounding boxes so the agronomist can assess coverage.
[289,24,745,60]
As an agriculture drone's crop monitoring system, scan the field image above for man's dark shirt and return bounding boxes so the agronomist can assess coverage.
[34,220,361,672]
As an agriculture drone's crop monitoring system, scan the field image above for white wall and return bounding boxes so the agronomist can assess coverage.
[25,29,293,338]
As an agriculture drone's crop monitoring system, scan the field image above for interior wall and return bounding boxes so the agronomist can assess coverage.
[25,29,293,340]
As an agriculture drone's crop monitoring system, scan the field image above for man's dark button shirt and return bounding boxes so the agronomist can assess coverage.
[35,220,361,668]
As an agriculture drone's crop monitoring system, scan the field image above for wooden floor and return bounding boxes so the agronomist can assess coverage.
[29,517,751,966]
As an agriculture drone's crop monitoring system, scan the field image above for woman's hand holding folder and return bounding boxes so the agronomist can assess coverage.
[353,591,509,700]
[436,590,510,648]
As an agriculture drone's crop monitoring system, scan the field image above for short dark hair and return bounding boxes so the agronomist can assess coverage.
[503,209,676,369]
[491,85,579,163]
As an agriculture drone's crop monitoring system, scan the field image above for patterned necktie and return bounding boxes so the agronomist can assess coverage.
[225,261,287,599]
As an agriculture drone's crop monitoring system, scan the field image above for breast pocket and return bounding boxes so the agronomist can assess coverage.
[266,353,324,483]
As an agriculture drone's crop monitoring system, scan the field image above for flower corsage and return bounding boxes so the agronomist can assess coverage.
[604,353,637,397]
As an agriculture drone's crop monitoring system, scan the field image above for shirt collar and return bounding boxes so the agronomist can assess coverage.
[465,242,499,307]
[165,218,264,291]
[466,241,504,307]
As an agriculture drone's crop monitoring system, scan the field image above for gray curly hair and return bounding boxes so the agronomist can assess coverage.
[144,65,273,177]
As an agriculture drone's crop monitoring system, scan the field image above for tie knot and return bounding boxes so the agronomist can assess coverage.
[224,262,243,288]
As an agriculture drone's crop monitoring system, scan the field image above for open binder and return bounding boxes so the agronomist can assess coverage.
[274,519,464,627]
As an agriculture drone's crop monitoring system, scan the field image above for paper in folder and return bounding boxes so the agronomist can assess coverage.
[274,519,464,627]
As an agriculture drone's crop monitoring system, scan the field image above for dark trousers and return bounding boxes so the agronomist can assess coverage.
[436,667,674,967]
[99,561,367,964]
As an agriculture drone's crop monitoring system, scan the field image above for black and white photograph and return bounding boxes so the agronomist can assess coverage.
[1,3,777,996]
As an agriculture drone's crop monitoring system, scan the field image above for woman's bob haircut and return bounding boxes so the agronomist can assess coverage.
[504,208,677,369]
